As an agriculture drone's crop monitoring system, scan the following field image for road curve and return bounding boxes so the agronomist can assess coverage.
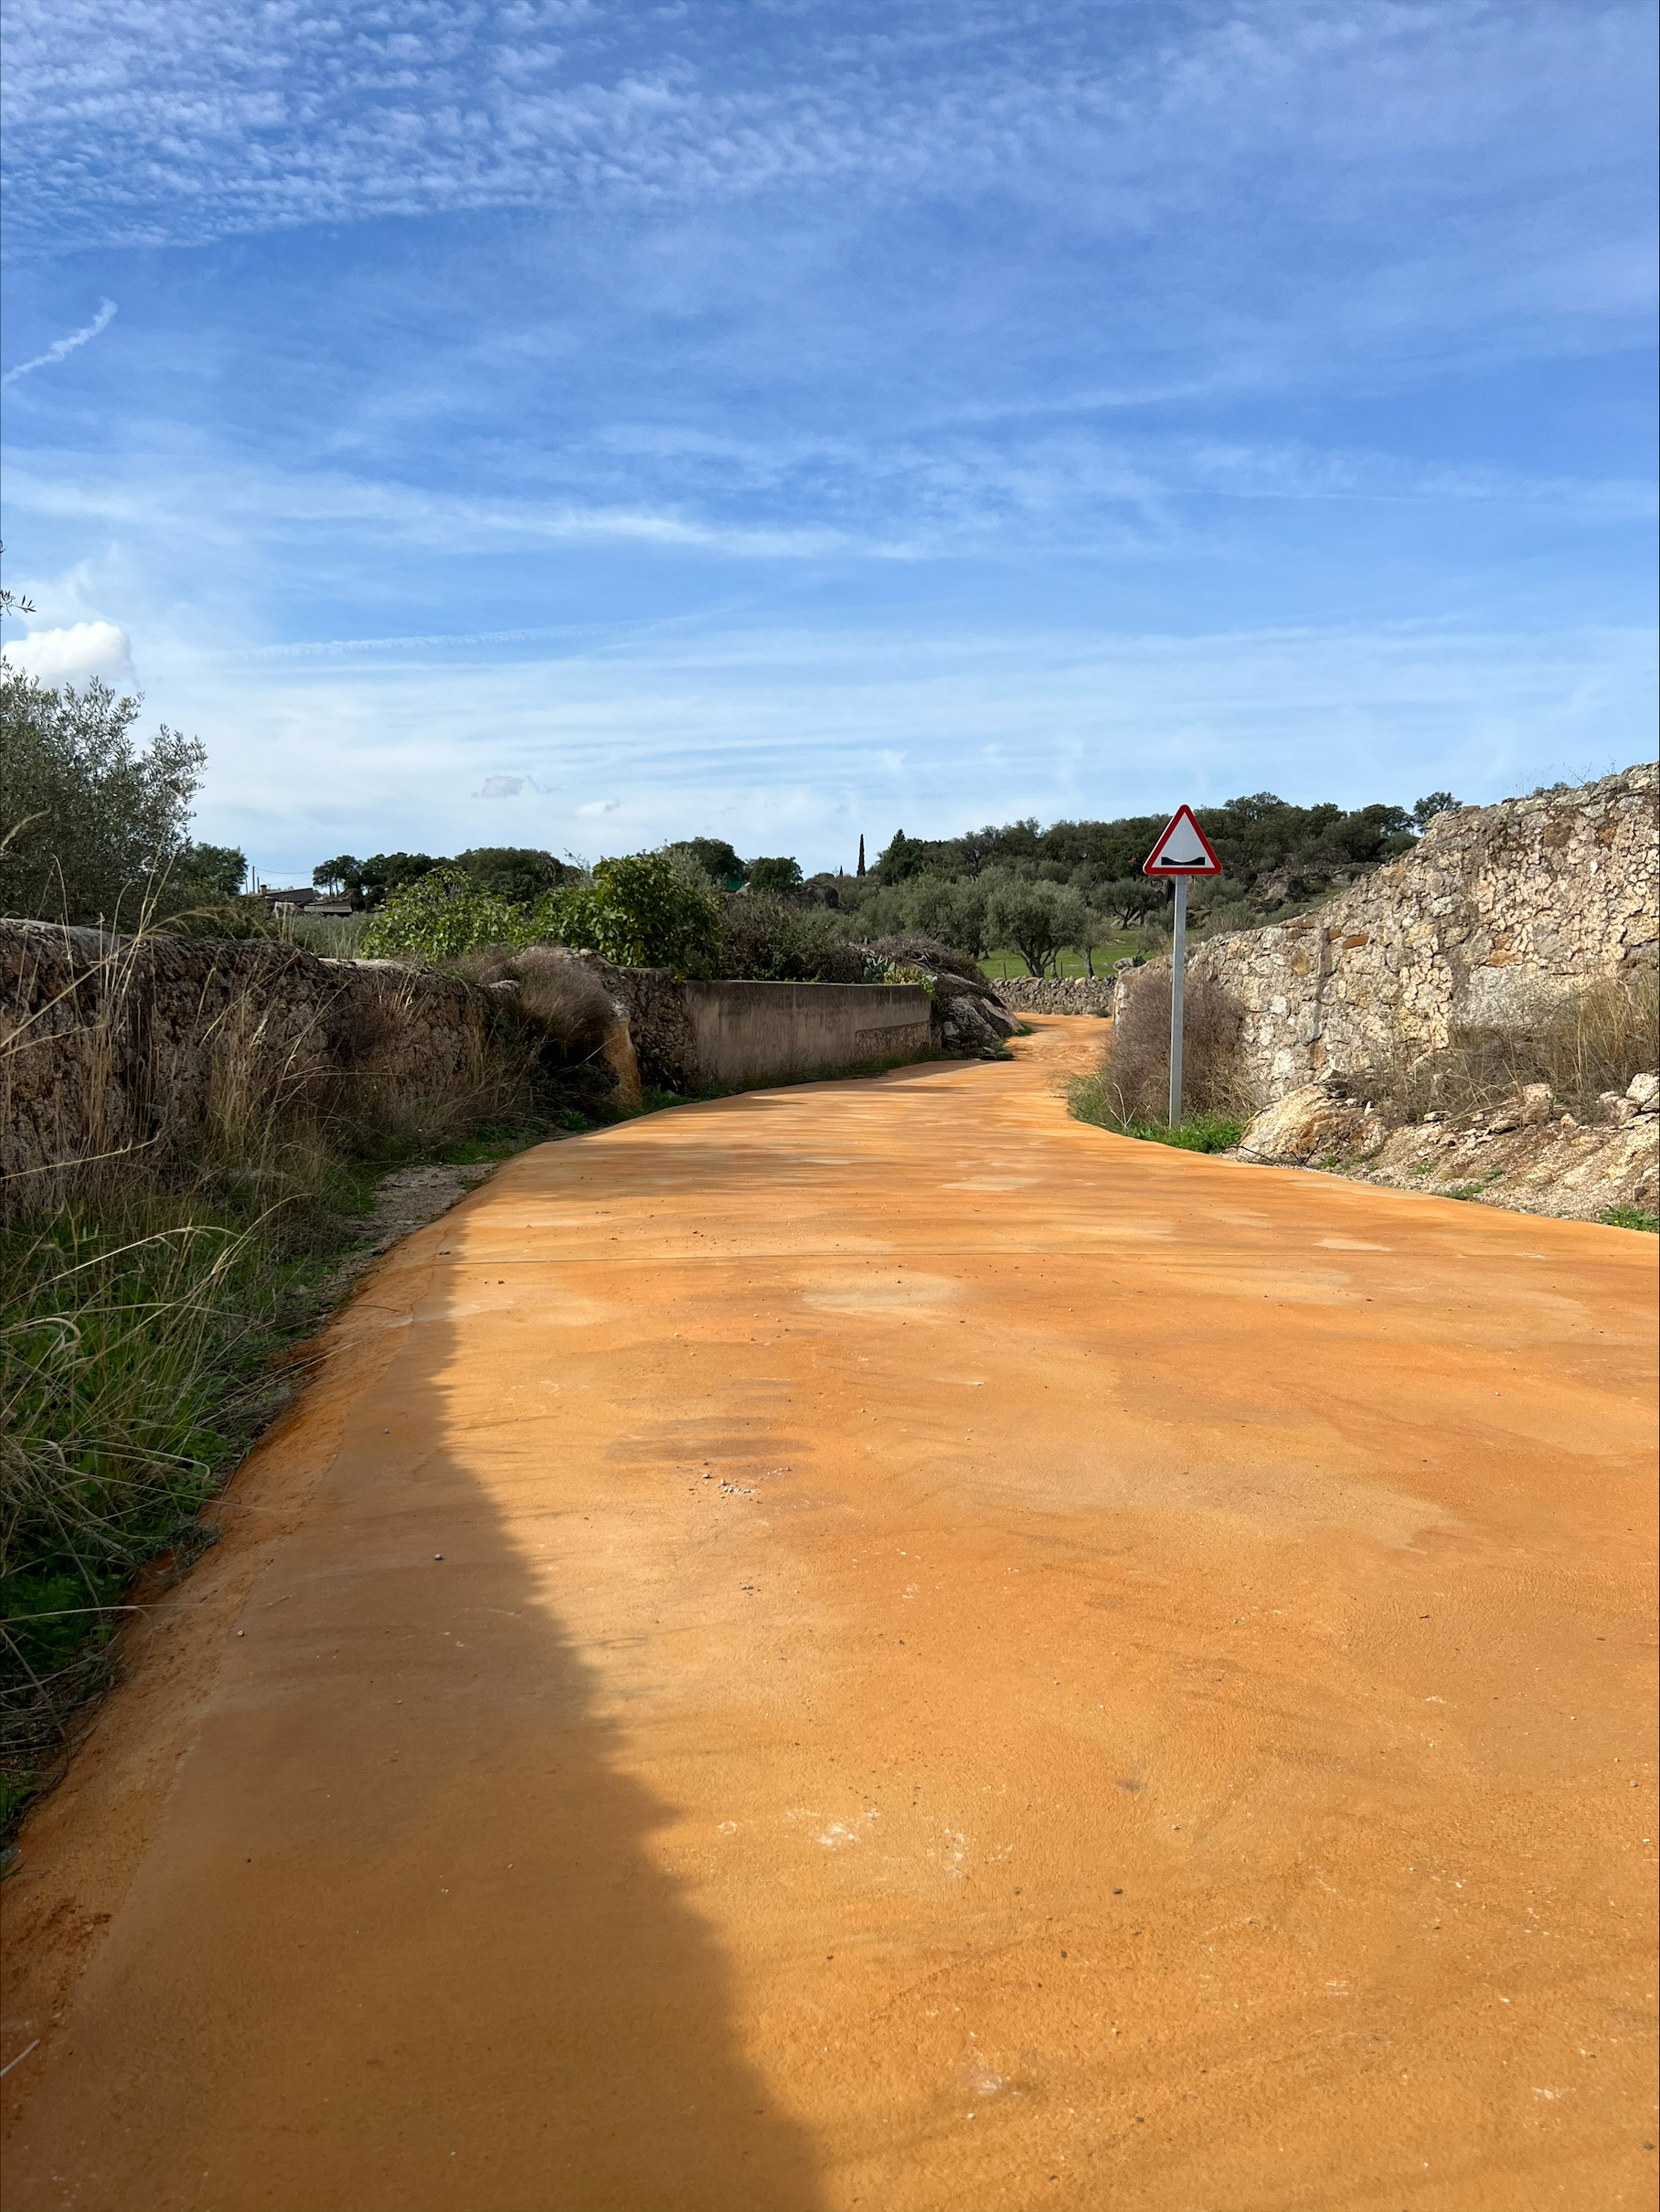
[3,1018,1655,2211]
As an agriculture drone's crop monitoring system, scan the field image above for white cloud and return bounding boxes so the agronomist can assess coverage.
[1,298,117,387]
[5,0,1651,330]
[473,771,552,797]
[6,620,135,686]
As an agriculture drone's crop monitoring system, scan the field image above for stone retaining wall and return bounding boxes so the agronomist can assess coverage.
[1117,764,1658,1101]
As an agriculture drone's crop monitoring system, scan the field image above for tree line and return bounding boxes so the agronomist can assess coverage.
[1,656,1462,977]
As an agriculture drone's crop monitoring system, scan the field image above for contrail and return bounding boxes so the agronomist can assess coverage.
[3,300,119,388]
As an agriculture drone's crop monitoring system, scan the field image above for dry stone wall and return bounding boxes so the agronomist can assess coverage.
[994,976,1116,1016]
[1123,764,1657,1101]
[1,921,496,1213]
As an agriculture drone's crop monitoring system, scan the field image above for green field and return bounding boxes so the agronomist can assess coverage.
[983,932,1145,980]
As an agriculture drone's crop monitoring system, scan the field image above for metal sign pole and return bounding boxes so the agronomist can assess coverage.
[1143,807,1219,1125]
[1168,877,1187,1127]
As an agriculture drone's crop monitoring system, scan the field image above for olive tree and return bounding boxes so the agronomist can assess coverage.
[0,665,206,925]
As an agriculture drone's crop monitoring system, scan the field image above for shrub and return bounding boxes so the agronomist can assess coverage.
[454,944,618,1062]
[1095,965,1251,1124]
[359,869,543,962]
[717,893,866,982]
[552,853,720,975]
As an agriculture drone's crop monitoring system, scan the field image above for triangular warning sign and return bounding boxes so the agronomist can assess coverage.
[1144,804,1222,876]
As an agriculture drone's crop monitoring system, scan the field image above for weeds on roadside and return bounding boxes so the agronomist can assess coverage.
[0,1207,291,1751]
[1069,965,1252,1154]
[0,919,570,1830]
[1068,1073,1244,1154]
[1601,1206,1659,1233]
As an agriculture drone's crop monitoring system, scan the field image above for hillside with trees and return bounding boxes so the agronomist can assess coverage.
[2,651,1460,981]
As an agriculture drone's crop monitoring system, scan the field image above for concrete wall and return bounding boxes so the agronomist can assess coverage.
[1115,762,1658,1102]
[681,979,933,1089]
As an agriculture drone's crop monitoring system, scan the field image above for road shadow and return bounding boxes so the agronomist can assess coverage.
[2,1237,828,2212]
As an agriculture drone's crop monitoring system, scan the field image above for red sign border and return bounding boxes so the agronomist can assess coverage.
[1144,803,1223,877]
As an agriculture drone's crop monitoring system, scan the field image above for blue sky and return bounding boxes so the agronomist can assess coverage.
[3,0,1655,882]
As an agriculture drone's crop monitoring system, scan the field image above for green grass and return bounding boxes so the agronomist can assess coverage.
[1601,1206,1659,1233]
[1,1205,306,1793]
[0,1114,564,1836]
[1068,1073,1244,1154]
[434,1119,560,1163]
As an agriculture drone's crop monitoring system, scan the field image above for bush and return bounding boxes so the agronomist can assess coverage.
[359,869,543,962]
[1095,965,1251,1125]
[454,944,618,1062]
[552,853,721,974]
[717,893,866,982]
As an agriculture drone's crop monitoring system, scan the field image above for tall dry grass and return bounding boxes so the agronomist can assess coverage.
[1067,968,1255,1153]
[1367,972,1659,1123]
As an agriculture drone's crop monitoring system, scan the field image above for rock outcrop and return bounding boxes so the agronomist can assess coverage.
[1232,1070,1659,1223]
[1232,1084,1390,1165]
[931,973,1022,1055]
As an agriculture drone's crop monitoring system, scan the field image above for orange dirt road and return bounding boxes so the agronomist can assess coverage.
[3,1019,1655,2212]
